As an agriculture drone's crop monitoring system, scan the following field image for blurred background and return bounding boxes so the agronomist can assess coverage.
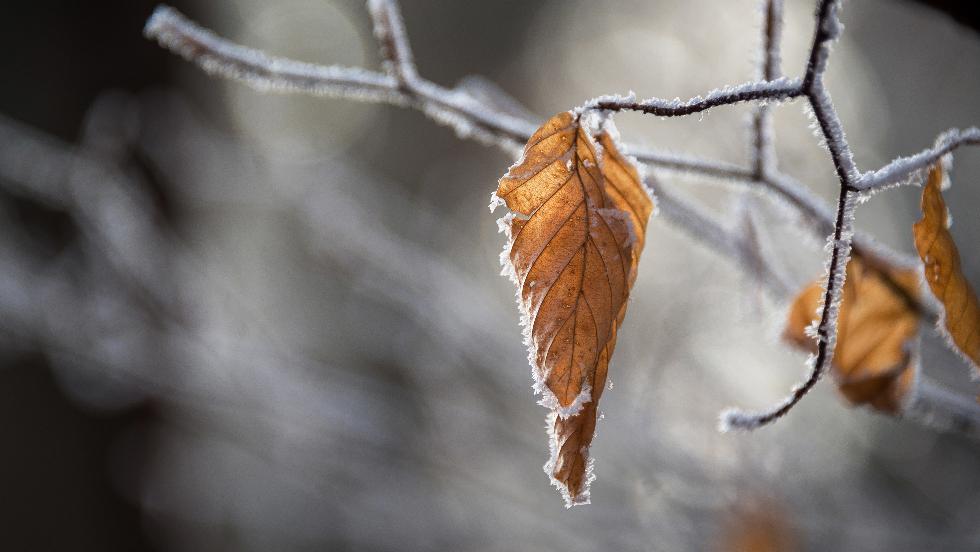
[2,0,980,550]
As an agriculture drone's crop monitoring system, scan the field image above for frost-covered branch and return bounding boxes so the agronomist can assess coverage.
[144,6,801,174]
[143,5,535,149]
[586,79,803,118]
[367,0,418,85]
[750,0,783,179]
[720,0,948,433]
[626,147,757,181]
[144,6,409,104]
[760,0,784,82]
[723,0,863,430]
[857,127,980,191]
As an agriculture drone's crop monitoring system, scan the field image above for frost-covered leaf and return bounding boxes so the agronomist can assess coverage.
[913,163,980,373]
[784,259,920,414]
[493,112,652,506]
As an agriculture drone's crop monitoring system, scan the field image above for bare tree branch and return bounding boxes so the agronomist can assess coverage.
[367,0,419,85]
[857,127,980,191]
[751,0,783,179]
[584,79,803,117]
[723,0,862,430]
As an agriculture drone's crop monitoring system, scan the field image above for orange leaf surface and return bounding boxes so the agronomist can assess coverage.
[913,163,980,372]
[494,112,652,506]
[784,259,920,413]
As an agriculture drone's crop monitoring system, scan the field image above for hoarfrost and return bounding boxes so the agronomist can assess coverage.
[538,383,593,420]
[580,78,801,116]
[857,128,978,192]
[488,191,506,213]
[144,6,409,105]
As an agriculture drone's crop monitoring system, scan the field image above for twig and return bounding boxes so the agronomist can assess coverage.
[144,5,533,149]
[626,147,756,181]
[857,127,980,191]
[723,0,861,430]
[367,0,418,86]
[144,7,789,176]
[585,79,803,117]
[751,0,782,179]
[144,7,408,103]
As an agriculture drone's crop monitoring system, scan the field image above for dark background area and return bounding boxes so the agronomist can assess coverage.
[0,2,182,549]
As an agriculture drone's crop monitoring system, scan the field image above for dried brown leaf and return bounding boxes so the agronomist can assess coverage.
[784,259,920,413]
[494,112,652,506]
[913,163,980,372]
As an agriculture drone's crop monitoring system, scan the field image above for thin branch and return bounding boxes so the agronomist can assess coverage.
[627,147,757,181]
[857,127,980,191]
[144,6,535,148]
[802,0,843,95]
[625,150,922,276]
[723,0,861,430]
[747,0,921,302]
[735,194,795,297]
[751,0,783,179]
[585,79,803,118]
[725,0,945,432]
[367,0,419,85]
[146,6,807,159]
[144,6,409,103]
[804,8,859,184]
[760,0,784,82]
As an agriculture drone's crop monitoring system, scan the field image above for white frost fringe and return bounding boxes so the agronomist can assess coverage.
[543,412,597,508]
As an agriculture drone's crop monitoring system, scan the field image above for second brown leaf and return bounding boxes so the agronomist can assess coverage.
[784,259,920,414]
[913,163,980,374]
